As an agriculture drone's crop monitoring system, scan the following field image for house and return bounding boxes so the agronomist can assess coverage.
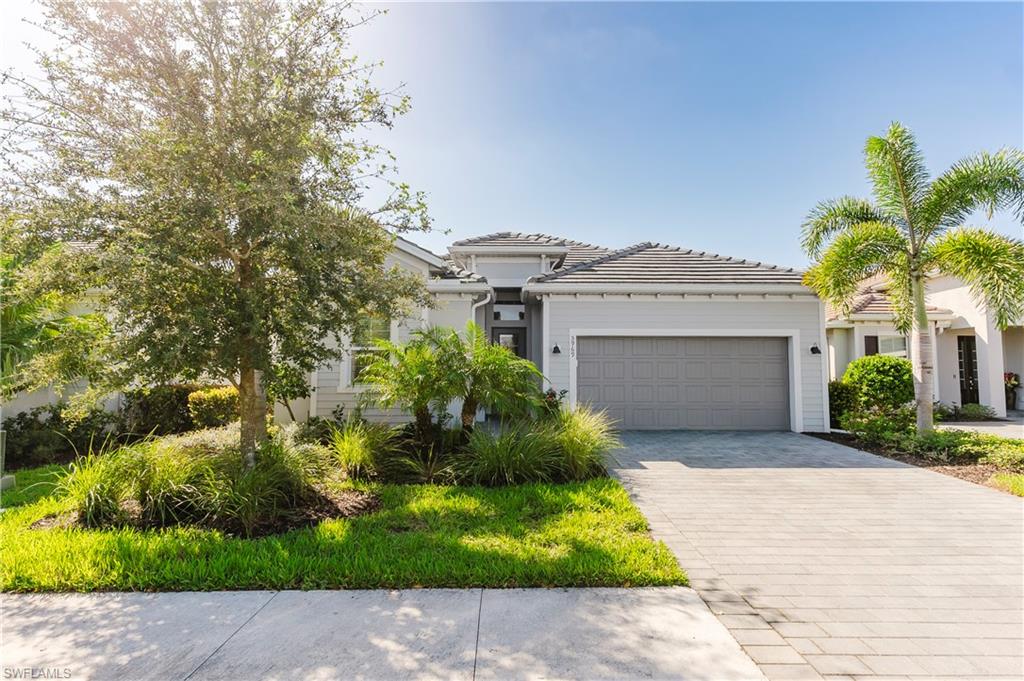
[307,232,830,432]
[825,276,1024,417]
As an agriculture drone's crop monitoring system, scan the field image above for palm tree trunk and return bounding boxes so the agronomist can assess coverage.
[460,396,478,430]
[910,273,935,433]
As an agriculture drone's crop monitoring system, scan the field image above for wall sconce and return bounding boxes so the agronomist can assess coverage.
[810,344,822,355]
[552,345,561,354]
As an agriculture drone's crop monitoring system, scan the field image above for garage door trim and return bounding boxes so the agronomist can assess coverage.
[568,328,803,432]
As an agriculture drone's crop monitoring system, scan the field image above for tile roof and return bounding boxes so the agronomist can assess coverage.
[827,287,952,321]
[450,232,568,248]
[532,243,805,285]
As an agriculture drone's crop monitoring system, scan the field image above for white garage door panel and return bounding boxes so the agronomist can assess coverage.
[577,336,790,430]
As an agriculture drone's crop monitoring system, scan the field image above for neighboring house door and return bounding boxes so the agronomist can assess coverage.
[576,336,790,430]
[492,328,526,359]
[957,335,980,405]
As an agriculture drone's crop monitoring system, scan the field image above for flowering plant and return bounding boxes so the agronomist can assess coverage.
[1006,372,1021,389]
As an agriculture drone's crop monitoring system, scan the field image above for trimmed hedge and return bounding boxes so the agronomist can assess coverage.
[828,381,858,428]
[120,384,203,436]
[843,355,914,411]
[188,386,239,428]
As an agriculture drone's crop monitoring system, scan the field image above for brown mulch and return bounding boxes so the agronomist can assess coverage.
[29,486,381,538]
[810,432,1003,488]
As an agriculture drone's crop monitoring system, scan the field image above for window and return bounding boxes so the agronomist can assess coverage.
[879,335,908,357]
[351,316,390,384]
[864,334,908,358]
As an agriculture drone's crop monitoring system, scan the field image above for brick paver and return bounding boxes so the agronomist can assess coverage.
[612,431,1024,681]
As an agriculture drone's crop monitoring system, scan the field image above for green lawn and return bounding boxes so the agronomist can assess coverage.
[0,466,685,592]
[989,472,1024,497]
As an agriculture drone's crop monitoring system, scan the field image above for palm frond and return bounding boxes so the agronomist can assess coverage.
[800,196,893,258]
[879,254,915,334]
[928,228,1024,329]
[919,149,1024,238]
[803,222,909,316]
[864,122,930,233]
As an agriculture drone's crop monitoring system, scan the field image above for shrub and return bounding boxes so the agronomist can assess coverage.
[54,425,334,537]
[976,436,1024,472]
[547,406,618,480]
[842,355,915,411]
[456,426,561,486]
[188,386,239,428]
[1,403,119,468]
[839,406,914,444]
[120,384,203,436]
[541,388,569,418]
[328,421,396,480]
[828,381,859,428]
[954,403,997,421]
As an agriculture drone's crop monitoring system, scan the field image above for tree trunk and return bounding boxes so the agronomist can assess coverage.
[910,273,935,433]
[460,396,478,430]
[413,405,433,445]
[239,362,269,468]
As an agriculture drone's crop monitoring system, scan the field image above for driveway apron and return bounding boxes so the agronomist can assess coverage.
[612,431,1024,681]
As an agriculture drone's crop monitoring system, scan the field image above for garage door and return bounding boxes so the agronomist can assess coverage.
[576,336,790,430]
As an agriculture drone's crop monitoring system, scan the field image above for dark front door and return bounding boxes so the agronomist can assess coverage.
[958,335,980,405]
[492,328,526,358]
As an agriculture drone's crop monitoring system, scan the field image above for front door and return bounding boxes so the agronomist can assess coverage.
[492,328,526,358]
[958,335,980,405]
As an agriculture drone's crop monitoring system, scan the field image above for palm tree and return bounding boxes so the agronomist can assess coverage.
[803,122,1024,432]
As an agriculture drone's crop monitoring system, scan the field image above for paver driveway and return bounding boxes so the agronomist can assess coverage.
[612,432,1024,681]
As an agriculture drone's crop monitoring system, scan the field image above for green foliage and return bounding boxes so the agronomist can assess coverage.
[842,355,915,411]
[547,406,619,481]
[358,336,457,442]
[840,406,915,444]
[424,323,545,428]
[0,248,110,400]
[1,404,119,469]
[328,421,396,481]
[457,426,562,486]
[990,473,1024,497]
[0,464,65,508]
[188,386,239,429]
[828,381,859,427]
[802,122,1024,432]
[0,477,685,591]
[55,449,135,527]
[52,426,332,537]
[3,0,431,457]
[120,384,202,436]
[953,403,997,421]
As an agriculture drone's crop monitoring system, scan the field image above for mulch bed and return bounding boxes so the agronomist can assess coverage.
[810,432,1003,488]
[29,486,381,538]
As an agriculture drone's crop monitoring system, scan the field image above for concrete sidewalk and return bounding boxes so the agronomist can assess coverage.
[1,588,764,681]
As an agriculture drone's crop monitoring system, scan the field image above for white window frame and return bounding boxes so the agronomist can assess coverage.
[348,316,392,386]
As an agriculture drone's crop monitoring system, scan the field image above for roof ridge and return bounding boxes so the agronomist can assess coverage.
[451,231,572,247]
[534,242,654,282]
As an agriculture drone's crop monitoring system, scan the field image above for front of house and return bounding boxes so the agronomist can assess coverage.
[825,276,1024,417]
[306,232,830,433]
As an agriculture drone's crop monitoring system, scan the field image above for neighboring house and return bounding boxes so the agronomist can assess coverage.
[825,275,1024,417]
[310,232,830,433]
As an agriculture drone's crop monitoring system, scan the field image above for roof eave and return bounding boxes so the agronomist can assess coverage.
[524,282,815,296]
[449,245,570,256]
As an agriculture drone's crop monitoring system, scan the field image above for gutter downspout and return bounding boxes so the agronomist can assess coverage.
[471,292,492,325]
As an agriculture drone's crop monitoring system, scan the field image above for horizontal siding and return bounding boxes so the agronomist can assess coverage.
[546,298,827,432]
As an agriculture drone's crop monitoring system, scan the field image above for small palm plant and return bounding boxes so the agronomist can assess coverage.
[425,322,544,429]
[803,122,1024,432]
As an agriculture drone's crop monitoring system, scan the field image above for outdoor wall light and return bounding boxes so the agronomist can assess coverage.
[552,345,561,354]
[810,344,822,355]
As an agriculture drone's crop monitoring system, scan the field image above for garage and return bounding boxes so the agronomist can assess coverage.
[576,336,790,430]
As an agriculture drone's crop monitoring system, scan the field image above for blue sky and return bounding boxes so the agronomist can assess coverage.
[3,2,1022,268]
[348,1,1024,266]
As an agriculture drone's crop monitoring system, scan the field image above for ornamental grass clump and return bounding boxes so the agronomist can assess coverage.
[547,406,619,481]
[328,421,396,480]
[458,426,561,486]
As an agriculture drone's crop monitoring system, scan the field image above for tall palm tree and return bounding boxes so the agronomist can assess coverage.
[803,122,1024,432]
